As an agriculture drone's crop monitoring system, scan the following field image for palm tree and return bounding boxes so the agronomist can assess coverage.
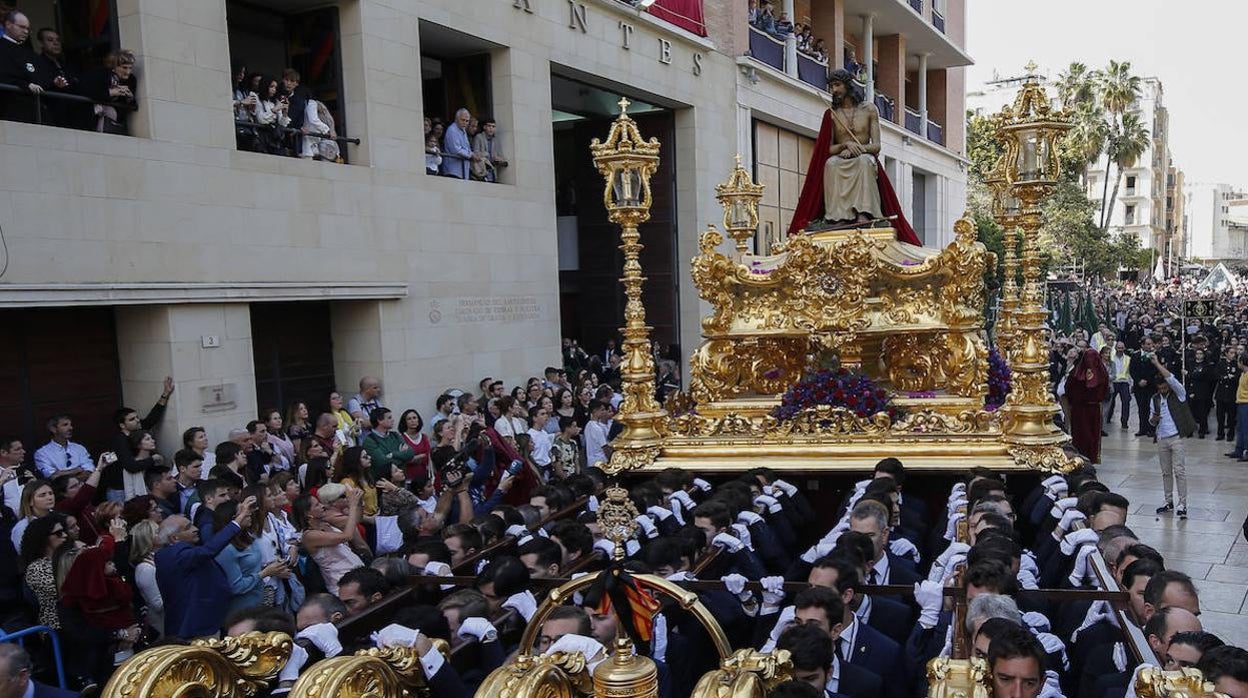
[1095,60,1142,229]
[1064,101,1109,188]
[1103,111,1151,233]
[1057,62,1096,108]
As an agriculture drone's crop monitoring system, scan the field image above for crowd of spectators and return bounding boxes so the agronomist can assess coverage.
[746,1,829,62]
[231,64,341,161]
[0,10,137,134]
[425,107,509,182]
[1,330,1247,698]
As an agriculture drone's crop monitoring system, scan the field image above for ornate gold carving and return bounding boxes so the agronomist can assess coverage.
[691,649,793,698]
[1007,445,1081,474]
[689,337,807,404]
[883,334,949,392]
[102,632,292,698]
[1134,667,1228,698]
[598,485,641,561]
[926,657,991,698]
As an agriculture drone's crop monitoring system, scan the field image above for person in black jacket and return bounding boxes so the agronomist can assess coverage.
[1129,337,1161,437]
[100,377,173,501]
[80,49,137,134]
[1185,348,1217,438]
[1215,345,1241,441]
[0,11,51,124]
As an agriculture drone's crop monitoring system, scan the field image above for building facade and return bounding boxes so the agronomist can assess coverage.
[0,0,968,453]
[1186,183,1248,263]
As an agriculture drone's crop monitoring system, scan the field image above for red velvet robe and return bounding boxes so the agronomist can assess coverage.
[1066,350,1110,464]
[788,110,922,246]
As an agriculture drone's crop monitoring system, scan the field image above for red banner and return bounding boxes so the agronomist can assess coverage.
[647,0,706,37]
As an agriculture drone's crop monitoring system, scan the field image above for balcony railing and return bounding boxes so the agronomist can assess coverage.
[904,107,922,135]
[796,53,829,91]
[926,119,943,145]
[875,93,896,123]
[932,10,946,33]
[747,26,786,73]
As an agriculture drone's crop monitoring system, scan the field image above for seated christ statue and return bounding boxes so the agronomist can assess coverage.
[787,69,922,246]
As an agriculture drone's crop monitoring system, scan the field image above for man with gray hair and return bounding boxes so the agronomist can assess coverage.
[0,643,77,697]
[440,107,479,179]
[965,592,1023,637]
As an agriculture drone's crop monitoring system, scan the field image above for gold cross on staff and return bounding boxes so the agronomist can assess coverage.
[1024,60,1038,76]
[618,97,631,114]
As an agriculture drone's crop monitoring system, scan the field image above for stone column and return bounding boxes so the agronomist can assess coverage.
[783,0,798,78]
[918,53,929,137]
[862,14,875,102]
[114,304,258,446]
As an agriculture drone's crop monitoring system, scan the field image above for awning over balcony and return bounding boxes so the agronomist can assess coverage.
[646,0,707,37]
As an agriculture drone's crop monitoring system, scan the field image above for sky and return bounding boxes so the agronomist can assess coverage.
[965,0,1247,189]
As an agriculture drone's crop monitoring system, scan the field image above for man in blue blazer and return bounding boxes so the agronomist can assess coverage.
[155,496,256,638]
[792,585,906,698]
[778,624,883,698]
[0,643,80,697]
[849,500,922,586]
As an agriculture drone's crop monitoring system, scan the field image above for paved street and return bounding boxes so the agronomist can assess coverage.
[1095,406,1248,647]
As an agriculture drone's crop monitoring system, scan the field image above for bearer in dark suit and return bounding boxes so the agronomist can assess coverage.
[777,624,883,698]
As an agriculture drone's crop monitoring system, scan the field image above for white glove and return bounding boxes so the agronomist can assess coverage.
[625,539,640,557]
[372,623,419,648]
[939,554,967,584]
[1017,568,1039,589]
[1057,509,1086,534]
[693,478,712,492]
[670,490,696,512]
[1041,475,1065,489]
[296,622,343,658]
[502,590,538,622]
[730,523,754,550]
[762,605,795,652]
[889,537,920,564]
[1059,528,1098,556]
[1020,551,1040,578]
[818,519,850,546]
[712,532,743,553]
[936,541,971,567]
[647,505,673,522]
[424,561,451,577]
[634,514,658,539]
[950,482,967,496]
[946,496,968,516]
[772,479,798,497]
[754,494,782,513]
[278,643,309,683]
[458,617,499,643]
[721,573,752,601]
[943,512,966,541]
[587,495,599,512]
[737,510,764,526]
[1035,632,1068,669]
[1050,497,1079,519]
[593,538,618,558]
[800,541,835,564]
[853,479,871,492]
[760,575,786,607]
[1044,481,1069,501]
[665,569,694,582]
[915,581,944,628]
[1067,543,1097,585]
[546,634,607,670]
[506,524,529,539]
[1023,611,1051,634]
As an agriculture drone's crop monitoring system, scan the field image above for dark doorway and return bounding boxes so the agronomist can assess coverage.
[0,307,122,459]
[249,302,336,417]
[551,75,679,361]
[419,21,498,125]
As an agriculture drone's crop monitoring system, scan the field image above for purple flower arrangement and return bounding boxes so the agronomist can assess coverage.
[773,367,900,422]
[986,347,1012,411]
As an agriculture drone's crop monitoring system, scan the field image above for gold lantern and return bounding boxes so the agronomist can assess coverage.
[715,155,765,255]
[589,98,668,474]
[996,73,1073,449]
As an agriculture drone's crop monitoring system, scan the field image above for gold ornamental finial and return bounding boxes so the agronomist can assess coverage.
[715,155,765,255]
[598,485,640,560]
[1024,60,1038,77]
[619,97,631,114]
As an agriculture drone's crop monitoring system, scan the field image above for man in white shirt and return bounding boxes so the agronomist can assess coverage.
[526,406,554,471]
[33,414,93,478]
[583,400,613,467]
[1149,354,1195,519]
[1107,341,1132,430]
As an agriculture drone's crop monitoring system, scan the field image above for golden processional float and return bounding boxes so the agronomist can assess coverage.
[99,78,1229,698]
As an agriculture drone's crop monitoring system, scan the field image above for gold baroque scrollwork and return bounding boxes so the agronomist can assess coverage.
[1007,445,1081,474]
[926,657,991,698]
[882,334,949,392]
[689,338,807,403]
[945,331,989,400]
[1134,666,1228,698]
[691,649,793,698]
[892,410,997,435]
[102,632,293,698]
[879,284,937,326]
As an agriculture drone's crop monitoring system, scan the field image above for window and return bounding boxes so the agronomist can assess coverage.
[1125,175,1137,194]
[226,2,350,161]
[420,21,503,182]
[1124,204,1136,225]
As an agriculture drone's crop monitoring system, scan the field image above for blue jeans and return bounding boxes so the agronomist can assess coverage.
[1235,404,1248,456]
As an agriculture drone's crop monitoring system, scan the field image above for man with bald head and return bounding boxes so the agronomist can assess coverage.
[0,11,48,124]
[1144,607,1203,663]
[440,107,479,179]
[347,377,384,429]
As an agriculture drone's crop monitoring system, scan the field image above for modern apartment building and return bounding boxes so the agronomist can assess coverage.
[1186,183,1248,263]
[0,0,969,453]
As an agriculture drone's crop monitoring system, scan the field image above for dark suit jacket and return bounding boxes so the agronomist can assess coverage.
[882,552,921,586]
[839,659,885,698]
[865,595,913,647]
[155,520,241,638]
[32,681,81,698]
[844,620,906,698]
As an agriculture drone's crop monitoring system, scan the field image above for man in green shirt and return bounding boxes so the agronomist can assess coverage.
[362,407,414,480]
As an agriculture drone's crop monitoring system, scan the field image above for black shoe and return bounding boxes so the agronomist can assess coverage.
[1101,430,1109,436]
[1121,423,1129,429]
[1199,433,1207,439]
[1177,508,1188,520]
[1217,435,1225,441]
[1226,452,1242,458]
[1156,503,1174,514]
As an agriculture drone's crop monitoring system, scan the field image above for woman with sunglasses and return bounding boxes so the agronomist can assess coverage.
[19,512,72,629]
